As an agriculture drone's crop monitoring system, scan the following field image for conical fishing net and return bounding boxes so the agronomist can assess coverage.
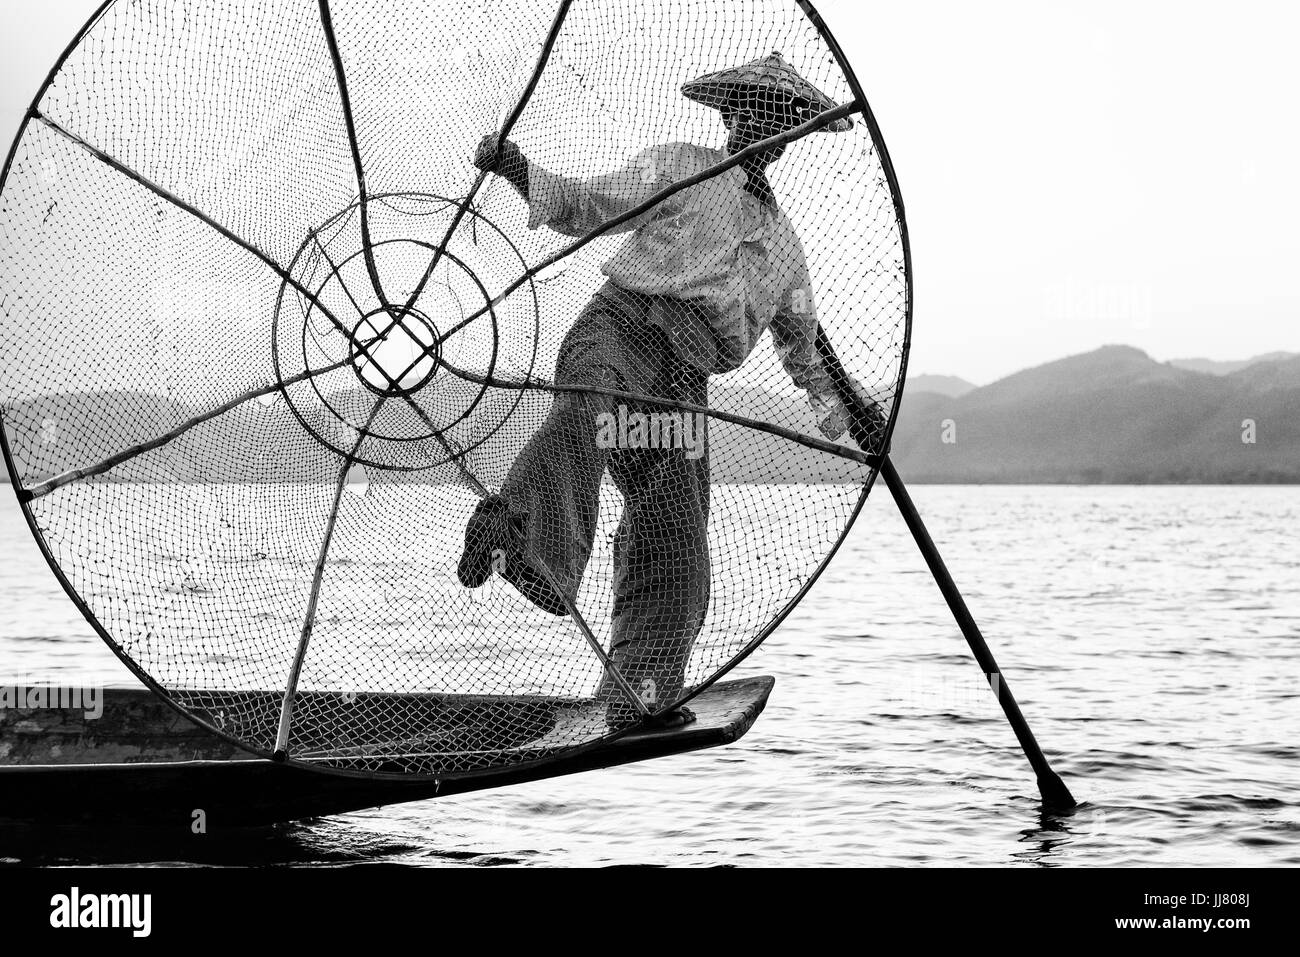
[0,0,910,778]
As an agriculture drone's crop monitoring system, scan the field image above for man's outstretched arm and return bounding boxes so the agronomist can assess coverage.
[474,136,531,199]
[771,284,883,443]
[474,135,675,238]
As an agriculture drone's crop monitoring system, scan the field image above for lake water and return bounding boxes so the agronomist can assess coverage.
[1,484,1297,866]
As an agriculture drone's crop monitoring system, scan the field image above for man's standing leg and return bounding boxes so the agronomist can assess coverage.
[600,360,711,725]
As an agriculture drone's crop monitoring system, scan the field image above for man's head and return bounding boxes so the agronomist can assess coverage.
[682,51,852,163]
[720,89,822,162]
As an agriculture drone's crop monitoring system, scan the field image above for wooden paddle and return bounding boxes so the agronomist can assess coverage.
[815,326,1078,809]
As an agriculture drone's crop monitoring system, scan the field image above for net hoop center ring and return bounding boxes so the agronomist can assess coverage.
[272,196,537,471]
[297,240,500,441]
[348,306,441,397]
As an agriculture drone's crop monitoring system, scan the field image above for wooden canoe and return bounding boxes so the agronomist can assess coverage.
[0,675,773,828]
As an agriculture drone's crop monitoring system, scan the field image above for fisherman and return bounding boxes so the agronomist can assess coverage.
[458,53,874,728]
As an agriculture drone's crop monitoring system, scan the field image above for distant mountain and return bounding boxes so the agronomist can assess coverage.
[1168,352,1298,376]
[0,389,334,485]
[2,346,1297,485]
[675,345,1299,483]
[889,346,1300,483]
[907,374,978,398]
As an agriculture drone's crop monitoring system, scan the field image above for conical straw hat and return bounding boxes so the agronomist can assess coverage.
[682,51,854,132]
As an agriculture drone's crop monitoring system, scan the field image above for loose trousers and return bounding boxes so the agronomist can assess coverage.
[500,282,712,710]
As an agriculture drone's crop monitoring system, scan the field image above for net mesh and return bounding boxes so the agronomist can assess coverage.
[0,0,909,777]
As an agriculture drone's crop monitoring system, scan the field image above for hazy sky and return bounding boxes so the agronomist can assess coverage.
[2,0,1296,384]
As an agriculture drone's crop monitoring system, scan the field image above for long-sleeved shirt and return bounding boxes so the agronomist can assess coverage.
[526,142,833,397]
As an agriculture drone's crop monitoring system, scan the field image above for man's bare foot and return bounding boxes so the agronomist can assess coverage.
[644,706,696,729]
[457,496,568,616]
[605,701,696,731]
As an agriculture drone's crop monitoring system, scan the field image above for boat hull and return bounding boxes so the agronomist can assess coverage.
[0,676,773,827]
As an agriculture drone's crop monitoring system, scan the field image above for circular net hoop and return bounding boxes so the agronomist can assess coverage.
[0,0,911,779]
